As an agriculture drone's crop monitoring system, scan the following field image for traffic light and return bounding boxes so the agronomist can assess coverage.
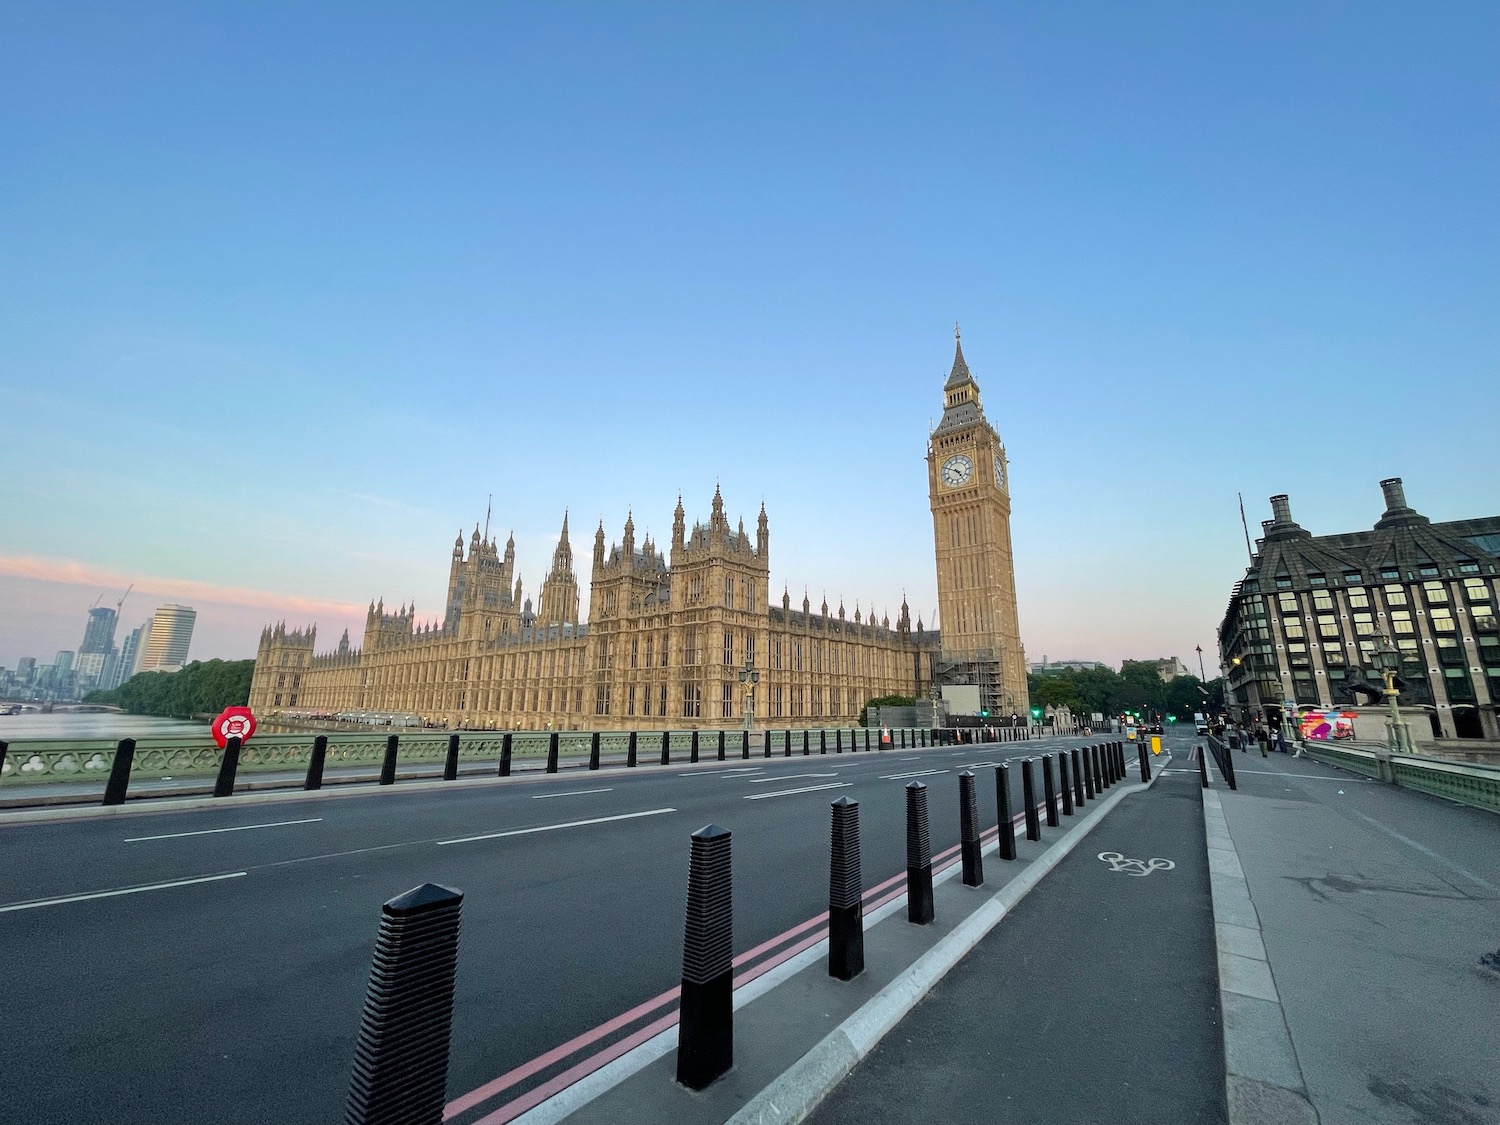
[980,709,989,718]
[1167,715,1176,723]
[1030,706,1043,720]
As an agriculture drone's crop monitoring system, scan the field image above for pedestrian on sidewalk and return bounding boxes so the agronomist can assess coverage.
[1254,724,1269,757]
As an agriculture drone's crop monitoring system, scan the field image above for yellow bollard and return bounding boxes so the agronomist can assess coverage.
[1151,735,1162,756]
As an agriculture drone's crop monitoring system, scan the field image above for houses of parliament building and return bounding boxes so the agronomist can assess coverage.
[248,333,1030,729]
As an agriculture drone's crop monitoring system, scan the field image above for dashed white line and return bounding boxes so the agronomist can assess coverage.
[879,769,950,781]
[743,783,852,801]
[437,808,676,846]
[0,872,248,913]
[748,772,839,783]
[677,767,765,777]
[530,788,613,799]
[125,818,322,843]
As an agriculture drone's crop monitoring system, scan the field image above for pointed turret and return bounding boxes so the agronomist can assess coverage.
[623,510,636,560]
[672,495,686,552]
[594,519,607,569]
[453,531,464,560]
[944,322,976,392]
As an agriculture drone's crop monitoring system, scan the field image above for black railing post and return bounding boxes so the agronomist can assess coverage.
[1072,747,1086,805]
[677,824,734,1091]
[996,763,1016,860]
[661,730,671,766]
[0,739,6,786]
[304,735,328,791]
[499,732,513,777]
[717,730,726,762]
[1021,758,1041,842]
[959,771,984,887]
[546,732,560,774]
[379,734,399,786]
[1042,755,1060,827]
[589,731,601,771]
[1138,743,1150,782]
[905,781,935,924]
[828,796,864,981]
[628,730,638,768]
[443,734,461,781]
[1198,746,1210,788]
[345,883,463,1125]
[102,737,136,806]
[1059,751,1073,816]
[214,736,243,798]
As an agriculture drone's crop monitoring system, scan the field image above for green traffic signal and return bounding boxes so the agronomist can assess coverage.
[1167,715,1176,723]
[980,709,989,718]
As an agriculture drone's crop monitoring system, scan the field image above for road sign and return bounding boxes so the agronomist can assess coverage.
[1151,735,1162,755]
[212,706,257,748]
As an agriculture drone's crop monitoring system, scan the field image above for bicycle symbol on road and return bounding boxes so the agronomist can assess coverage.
[1097,851,1175,877]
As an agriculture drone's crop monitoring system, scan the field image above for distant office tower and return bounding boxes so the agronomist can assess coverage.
[139,605,196,672]
[114,625,148,687]
[53,650,75,676]
[80,606,118,655]
[74,650,108,689]
[16,656,36,683]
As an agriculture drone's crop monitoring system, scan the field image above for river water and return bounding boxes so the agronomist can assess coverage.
[0,714,207,741]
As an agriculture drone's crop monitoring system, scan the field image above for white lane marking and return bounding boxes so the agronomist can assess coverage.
[0,872,248,913]
[437,808,676,846]
[899,757,921,762]
[676,767,765,777]
[124,818,322,843]
[1233,770,1365,781]
[957,762,1000,770]
[879,769,949,781]
[747,772,839,783]
[530,788,613,800]
[743,783,852,801]
[1348,810,1499,893]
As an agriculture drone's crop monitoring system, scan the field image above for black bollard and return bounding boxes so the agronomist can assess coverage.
[1138,743,1150,782]
[835,729,843,754]
[102,737,136,806]
[1092,744,1105,792]
[379,734,399,786]
[628,730,638,768]
[785,729,792,757]
[742,730,751,760]
[499,732,513,777]
[1220,742,1237,789]
[589,732,602,771]
[0,739,6,787]
[905,782,935,924]
[345,882,463,1125]
[803,730,810,756]
[214,736,243,798]
[1082,746,1095,800]
[996,763,1017,860]
[304,734,328,791]
[691,730,700,764]
[900,729,908,749]
[443,733,460,781]
[762,730,771,759]
[1059,751,1074,816]
[828,797,864,981]
[959,771,984,887]
[864,728,872,751]
[1072,747,1086,805]
[717,730,726,762]
[820,730,827,755]
[1021,758,1041,842]
[662,729,671,766]
[1114,742,1124,782]
[676,824,734,1091]
[546,732,560,774]
[1198,746,1210,788]
[1042,755,1060,827]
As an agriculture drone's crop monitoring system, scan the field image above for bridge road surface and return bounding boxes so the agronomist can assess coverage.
[810,732,1226,1125]
[0,730,1095,1125]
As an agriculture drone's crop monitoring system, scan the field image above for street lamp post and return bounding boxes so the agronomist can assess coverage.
[738,660,760,731]
[1370,633,1413,761]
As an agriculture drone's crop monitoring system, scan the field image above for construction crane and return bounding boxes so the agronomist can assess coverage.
[116,584,132,615]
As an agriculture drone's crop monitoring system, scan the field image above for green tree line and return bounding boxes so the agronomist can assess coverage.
[1029,661,1225,720]
[84,659,255,719]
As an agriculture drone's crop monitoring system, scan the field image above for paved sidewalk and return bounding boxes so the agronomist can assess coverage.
[808,763,1225,1125]
[1207,750,1500,1125]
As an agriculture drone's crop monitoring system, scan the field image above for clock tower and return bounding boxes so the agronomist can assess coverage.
[927,327,1029,716]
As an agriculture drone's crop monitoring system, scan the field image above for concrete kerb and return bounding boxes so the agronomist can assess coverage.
[511,751,1171,1125]
[1201,788,1320,1125]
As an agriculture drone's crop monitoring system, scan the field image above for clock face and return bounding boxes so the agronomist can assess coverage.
[993,456,1007,489]
[940,455,973,488]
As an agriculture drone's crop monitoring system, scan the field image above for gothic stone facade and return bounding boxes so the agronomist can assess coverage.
[250,491,938,731]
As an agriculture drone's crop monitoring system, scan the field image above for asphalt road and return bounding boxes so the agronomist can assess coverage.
[809,732,1225,1125]
[0,730,1108,1125]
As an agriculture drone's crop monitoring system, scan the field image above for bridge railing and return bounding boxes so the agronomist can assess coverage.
[1299,743,1500,814]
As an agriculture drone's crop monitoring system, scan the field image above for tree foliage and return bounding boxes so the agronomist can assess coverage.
[84,659,255,719]
[1026,664,1225,720]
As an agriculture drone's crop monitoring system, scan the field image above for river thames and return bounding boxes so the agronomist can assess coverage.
[0,713,207,740]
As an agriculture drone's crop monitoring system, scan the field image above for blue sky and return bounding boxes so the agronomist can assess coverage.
[2,2,1497,671]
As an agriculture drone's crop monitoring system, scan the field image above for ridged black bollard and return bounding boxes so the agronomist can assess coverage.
[499,733,513,777]
[785,729,792,757]
[345,882,463,1125]
[905,782,935,924]
[802,730,810,756]
[1218,742,1237,789]
[214,736,243,798]
[864,728,872,751]
[820,730,827,755]
[302,735,328,791]
[1138,743,1150,782]
[1059,752,1074,815]
[0,739,6,786]
[691,730,700,764]
[379,734,399,786]
[828,797,864,981]
[742,730,750,760]
[835,729,843,754]
[661,730,671,766]
[102,737,136,806]
[628,731,638,768]
[1081,746,1095,800]
[717,730,726,762]
[589,732,601,771]
[1021,758,1041,842]
[996,763,1016,860]
[959,771,984,887]
[677,824,733,1091]
[1092,744,1105,792]
[1114,742,1124,782]
[1198,746,1210,788]
[443,734,460,781]
[1042,755,1060,827]
[543,732,558,774]
[1072,747,1086,805]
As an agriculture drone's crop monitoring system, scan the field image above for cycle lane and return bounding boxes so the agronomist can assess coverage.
[808,762,1226,1125]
